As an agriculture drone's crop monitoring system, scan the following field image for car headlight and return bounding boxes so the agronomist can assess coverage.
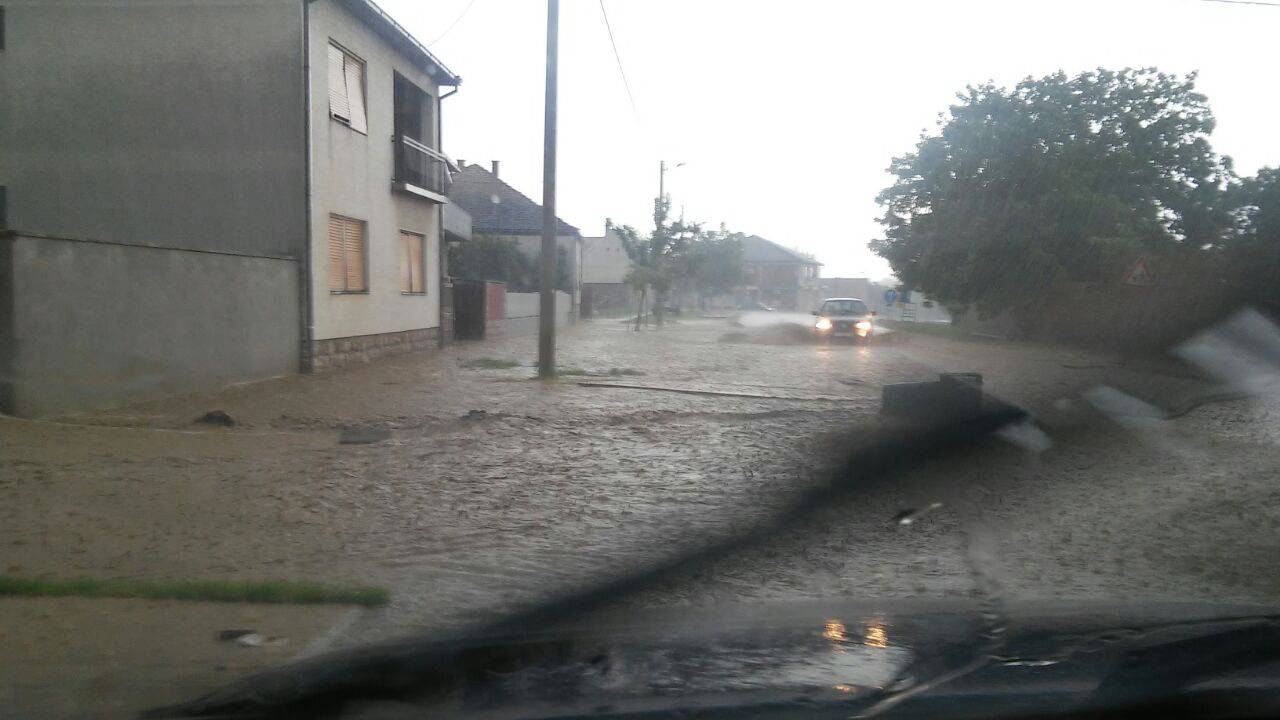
[815,317,832,331]
[855,320,872,331]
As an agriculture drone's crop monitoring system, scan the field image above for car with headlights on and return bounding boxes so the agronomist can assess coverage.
[812,298,875,341]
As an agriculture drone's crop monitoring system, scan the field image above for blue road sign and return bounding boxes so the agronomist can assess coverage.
[883,288,897,305]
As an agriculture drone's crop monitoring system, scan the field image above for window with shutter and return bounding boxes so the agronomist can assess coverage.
[327,216,346,290]
[326,44,350,122]
[328,214,367,293]
[343,219,366,292]
[343,54,368,133]
[400,231,426,294]
[327,42,366,134]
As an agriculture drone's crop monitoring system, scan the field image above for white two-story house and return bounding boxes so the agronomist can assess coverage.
[0,0,467,415]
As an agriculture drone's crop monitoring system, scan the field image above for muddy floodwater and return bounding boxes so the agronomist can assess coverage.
[4,315,1280,649]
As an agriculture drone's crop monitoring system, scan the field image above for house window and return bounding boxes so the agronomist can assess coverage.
[399,231,426,294]
[327,214,367,292]
[327,42,367,134]
[393,73,434,146]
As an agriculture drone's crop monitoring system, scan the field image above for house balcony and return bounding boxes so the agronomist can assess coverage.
[393,135,449,203]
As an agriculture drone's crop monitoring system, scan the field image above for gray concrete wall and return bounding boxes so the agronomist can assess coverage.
[505,291,571,321]
[581,229,632,284]
[2,235,299,417]
[308,0,441,341]
[0,0,306,258]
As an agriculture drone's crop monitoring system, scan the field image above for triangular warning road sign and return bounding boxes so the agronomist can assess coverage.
[1123,257,1154,286]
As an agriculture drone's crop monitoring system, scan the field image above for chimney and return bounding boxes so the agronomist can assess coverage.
[491,160,500,177]
[456,158,465,168]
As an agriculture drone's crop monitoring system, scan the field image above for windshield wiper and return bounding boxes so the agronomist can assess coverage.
[143,400,1028,719]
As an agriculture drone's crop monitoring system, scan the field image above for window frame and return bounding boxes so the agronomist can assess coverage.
[399,229,428,296]
[328,213,369,295]
[327,40,368,135]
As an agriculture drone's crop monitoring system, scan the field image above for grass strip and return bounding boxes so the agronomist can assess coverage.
[0,576,390,607]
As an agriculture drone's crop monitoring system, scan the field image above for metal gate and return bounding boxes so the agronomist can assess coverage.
[453,281,487,340]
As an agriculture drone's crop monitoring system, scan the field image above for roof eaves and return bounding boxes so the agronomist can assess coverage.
[455,166,581,237]
[338,0,462,86]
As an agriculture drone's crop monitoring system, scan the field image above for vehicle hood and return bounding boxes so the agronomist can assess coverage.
[148,599,1280,719]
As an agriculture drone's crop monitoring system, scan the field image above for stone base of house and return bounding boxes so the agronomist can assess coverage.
[310,328,440,370]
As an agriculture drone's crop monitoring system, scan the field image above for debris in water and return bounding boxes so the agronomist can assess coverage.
[196,410,235,427]
[894,502,943,525]
[235,633,265,647]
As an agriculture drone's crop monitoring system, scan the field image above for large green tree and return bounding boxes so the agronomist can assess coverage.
[871,68,1233,320]
[684,226,746,300]
[1225,167,1280,312]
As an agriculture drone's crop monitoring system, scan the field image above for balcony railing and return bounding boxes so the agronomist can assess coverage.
[393,135,449,201]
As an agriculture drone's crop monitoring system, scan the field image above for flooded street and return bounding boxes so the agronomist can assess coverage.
[5,315,1280,652]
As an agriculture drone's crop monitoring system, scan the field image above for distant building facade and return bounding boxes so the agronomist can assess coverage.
[447,162,582,319]
[737,235,822,311]
[580,228,635,315]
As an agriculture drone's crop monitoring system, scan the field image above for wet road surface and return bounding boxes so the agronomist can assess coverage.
[4,314,1280,653]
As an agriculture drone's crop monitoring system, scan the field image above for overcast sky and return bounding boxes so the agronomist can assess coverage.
[382,0,1279,279]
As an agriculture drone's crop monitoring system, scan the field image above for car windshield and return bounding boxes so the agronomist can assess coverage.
[5,1,1280,718]
[822,300,868,316]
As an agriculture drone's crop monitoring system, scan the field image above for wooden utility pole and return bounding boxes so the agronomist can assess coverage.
[538,0,559,378]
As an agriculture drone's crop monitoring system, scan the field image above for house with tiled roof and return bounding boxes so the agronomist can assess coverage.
[738,235,823,311]
[447,161,582,317]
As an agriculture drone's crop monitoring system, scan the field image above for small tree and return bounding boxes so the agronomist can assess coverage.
[609,197,692,329]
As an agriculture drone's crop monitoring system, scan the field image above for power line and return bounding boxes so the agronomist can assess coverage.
[597,0,641,121]
[428,0,479,46]
[1199,0,1280,6]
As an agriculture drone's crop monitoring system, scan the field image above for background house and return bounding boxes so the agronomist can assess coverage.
[737,235,822,311]
[580,227,636,316]
[0,0,461,415]
[447,161,582,319]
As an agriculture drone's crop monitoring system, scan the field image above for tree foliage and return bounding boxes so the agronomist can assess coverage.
[685,226,746,296]
[871,68,1235,319]
[608,199,746,328]
[449,235,571,292]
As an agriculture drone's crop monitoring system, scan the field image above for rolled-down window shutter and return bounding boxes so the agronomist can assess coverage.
[327,215,346,290]
[344,54,368,133]
[327,44,350,121]
[344,219,366,291]
[409,233,424,293]
[398,232,412,292]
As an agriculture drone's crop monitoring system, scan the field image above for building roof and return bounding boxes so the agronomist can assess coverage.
[447,163,581,237]
[337,0,461,86]
[741,235,821,265]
